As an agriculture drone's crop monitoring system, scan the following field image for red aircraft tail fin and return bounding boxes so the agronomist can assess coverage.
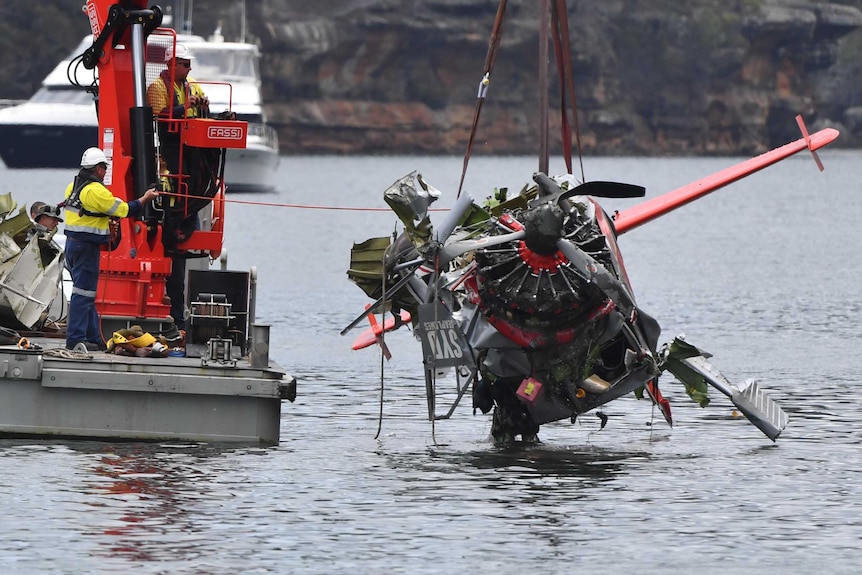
[796,115,825,172]
[351,306,412,359]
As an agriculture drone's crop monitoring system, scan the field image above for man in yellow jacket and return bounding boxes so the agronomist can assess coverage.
[146,43,208,177]
[63,147,160,351]
[146,43,208,332]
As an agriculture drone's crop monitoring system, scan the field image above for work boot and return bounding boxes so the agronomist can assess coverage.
[67,341,101,352]
[162,322,181,341]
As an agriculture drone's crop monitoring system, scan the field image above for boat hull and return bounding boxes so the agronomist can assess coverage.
[0,346,296,444]
[0,121,279,192]
[0,123,95,169]
[224,135,280,193]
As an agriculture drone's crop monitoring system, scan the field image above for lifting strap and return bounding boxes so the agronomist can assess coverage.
[456,0,508,199]
[551,0,585,181]
[456,0,586,195]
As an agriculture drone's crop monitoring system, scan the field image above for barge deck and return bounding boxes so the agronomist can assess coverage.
[0,338,296,444]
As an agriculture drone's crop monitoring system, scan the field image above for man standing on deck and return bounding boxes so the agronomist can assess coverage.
[146,43,209,332]
[63,147,160,352]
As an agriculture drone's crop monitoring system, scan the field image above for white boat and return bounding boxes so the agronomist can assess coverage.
[178,31,280,193]
[0,32,279,193]
[0,39,98,170]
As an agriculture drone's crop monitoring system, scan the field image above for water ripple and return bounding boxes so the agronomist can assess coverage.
[4,155,862,573]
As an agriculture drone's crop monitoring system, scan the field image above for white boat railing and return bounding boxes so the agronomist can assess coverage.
[247,122,279,152]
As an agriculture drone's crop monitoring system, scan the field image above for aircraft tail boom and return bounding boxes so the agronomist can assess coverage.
[613,124,839,235]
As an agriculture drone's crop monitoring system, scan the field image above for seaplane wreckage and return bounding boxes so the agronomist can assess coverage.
[342,0,837,443]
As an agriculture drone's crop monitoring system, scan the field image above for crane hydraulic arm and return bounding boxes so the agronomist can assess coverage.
[80,0,247,330]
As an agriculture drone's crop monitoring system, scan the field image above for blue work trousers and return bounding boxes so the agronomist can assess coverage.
[65,238,103,346]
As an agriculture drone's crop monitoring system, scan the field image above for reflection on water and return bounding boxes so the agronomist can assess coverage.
[433,444,639,482]
[0,441,271,570]
[2,153,862,573]
[76,443,239,563]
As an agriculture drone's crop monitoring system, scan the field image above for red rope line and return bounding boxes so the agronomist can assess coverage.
[159,191,450,212]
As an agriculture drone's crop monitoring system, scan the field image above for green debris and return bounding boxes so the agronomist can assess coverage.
[346,236,392,300]
[660,337,712,407]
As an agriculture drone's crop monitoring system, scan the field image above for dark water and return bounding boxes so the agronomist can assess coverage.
[1,151,861,574]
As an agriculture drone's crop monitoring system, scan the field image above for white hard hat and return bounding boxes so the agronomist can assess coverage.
[80,147,108,168]
[165,43,194,62]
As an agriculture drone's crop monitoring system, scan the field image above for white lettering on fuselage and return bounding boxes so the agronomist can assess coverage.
[423,320,464,360]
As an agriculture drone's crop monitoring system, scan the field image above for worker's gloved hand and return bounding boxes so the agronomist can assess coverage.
[189,95,209,117]
[142,187,160,204]
[109,218,120,242]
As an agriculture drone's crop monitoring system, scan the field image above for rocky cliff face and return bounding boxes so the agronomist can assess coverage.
[3,0,862,156]
[249,0,862,155]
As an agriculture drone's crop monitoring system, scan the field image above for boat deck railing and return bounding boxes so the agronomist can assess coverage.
[247,122,279,151]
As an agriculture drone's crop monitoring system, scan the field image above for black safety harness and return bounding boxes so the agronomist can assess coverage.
[65,170,110,218]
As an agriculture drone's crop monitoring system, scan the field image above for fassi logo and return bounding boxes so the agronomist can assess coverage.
[207,126,244,140]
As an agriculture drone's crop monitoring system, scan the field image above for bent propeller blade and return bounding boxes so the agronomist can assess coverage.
[575,180,646,199]
[435,192,476,244]
[439,229,525,265]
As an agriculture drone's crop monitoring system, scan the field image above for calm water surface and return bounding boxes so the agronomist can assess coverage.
[1,151,861,574]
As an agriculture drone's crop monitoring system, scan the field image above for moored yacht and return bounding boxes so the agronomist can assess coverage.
[0,32,279,192]
[176,31,280,193]
[0,36,97,169]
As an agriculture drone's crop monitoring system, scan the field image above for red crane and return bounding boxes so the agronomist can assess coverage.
[81,0,247,328]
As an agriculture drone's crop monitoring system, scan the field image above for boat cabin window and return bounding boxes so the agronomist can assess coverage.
[191,48,258,82]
